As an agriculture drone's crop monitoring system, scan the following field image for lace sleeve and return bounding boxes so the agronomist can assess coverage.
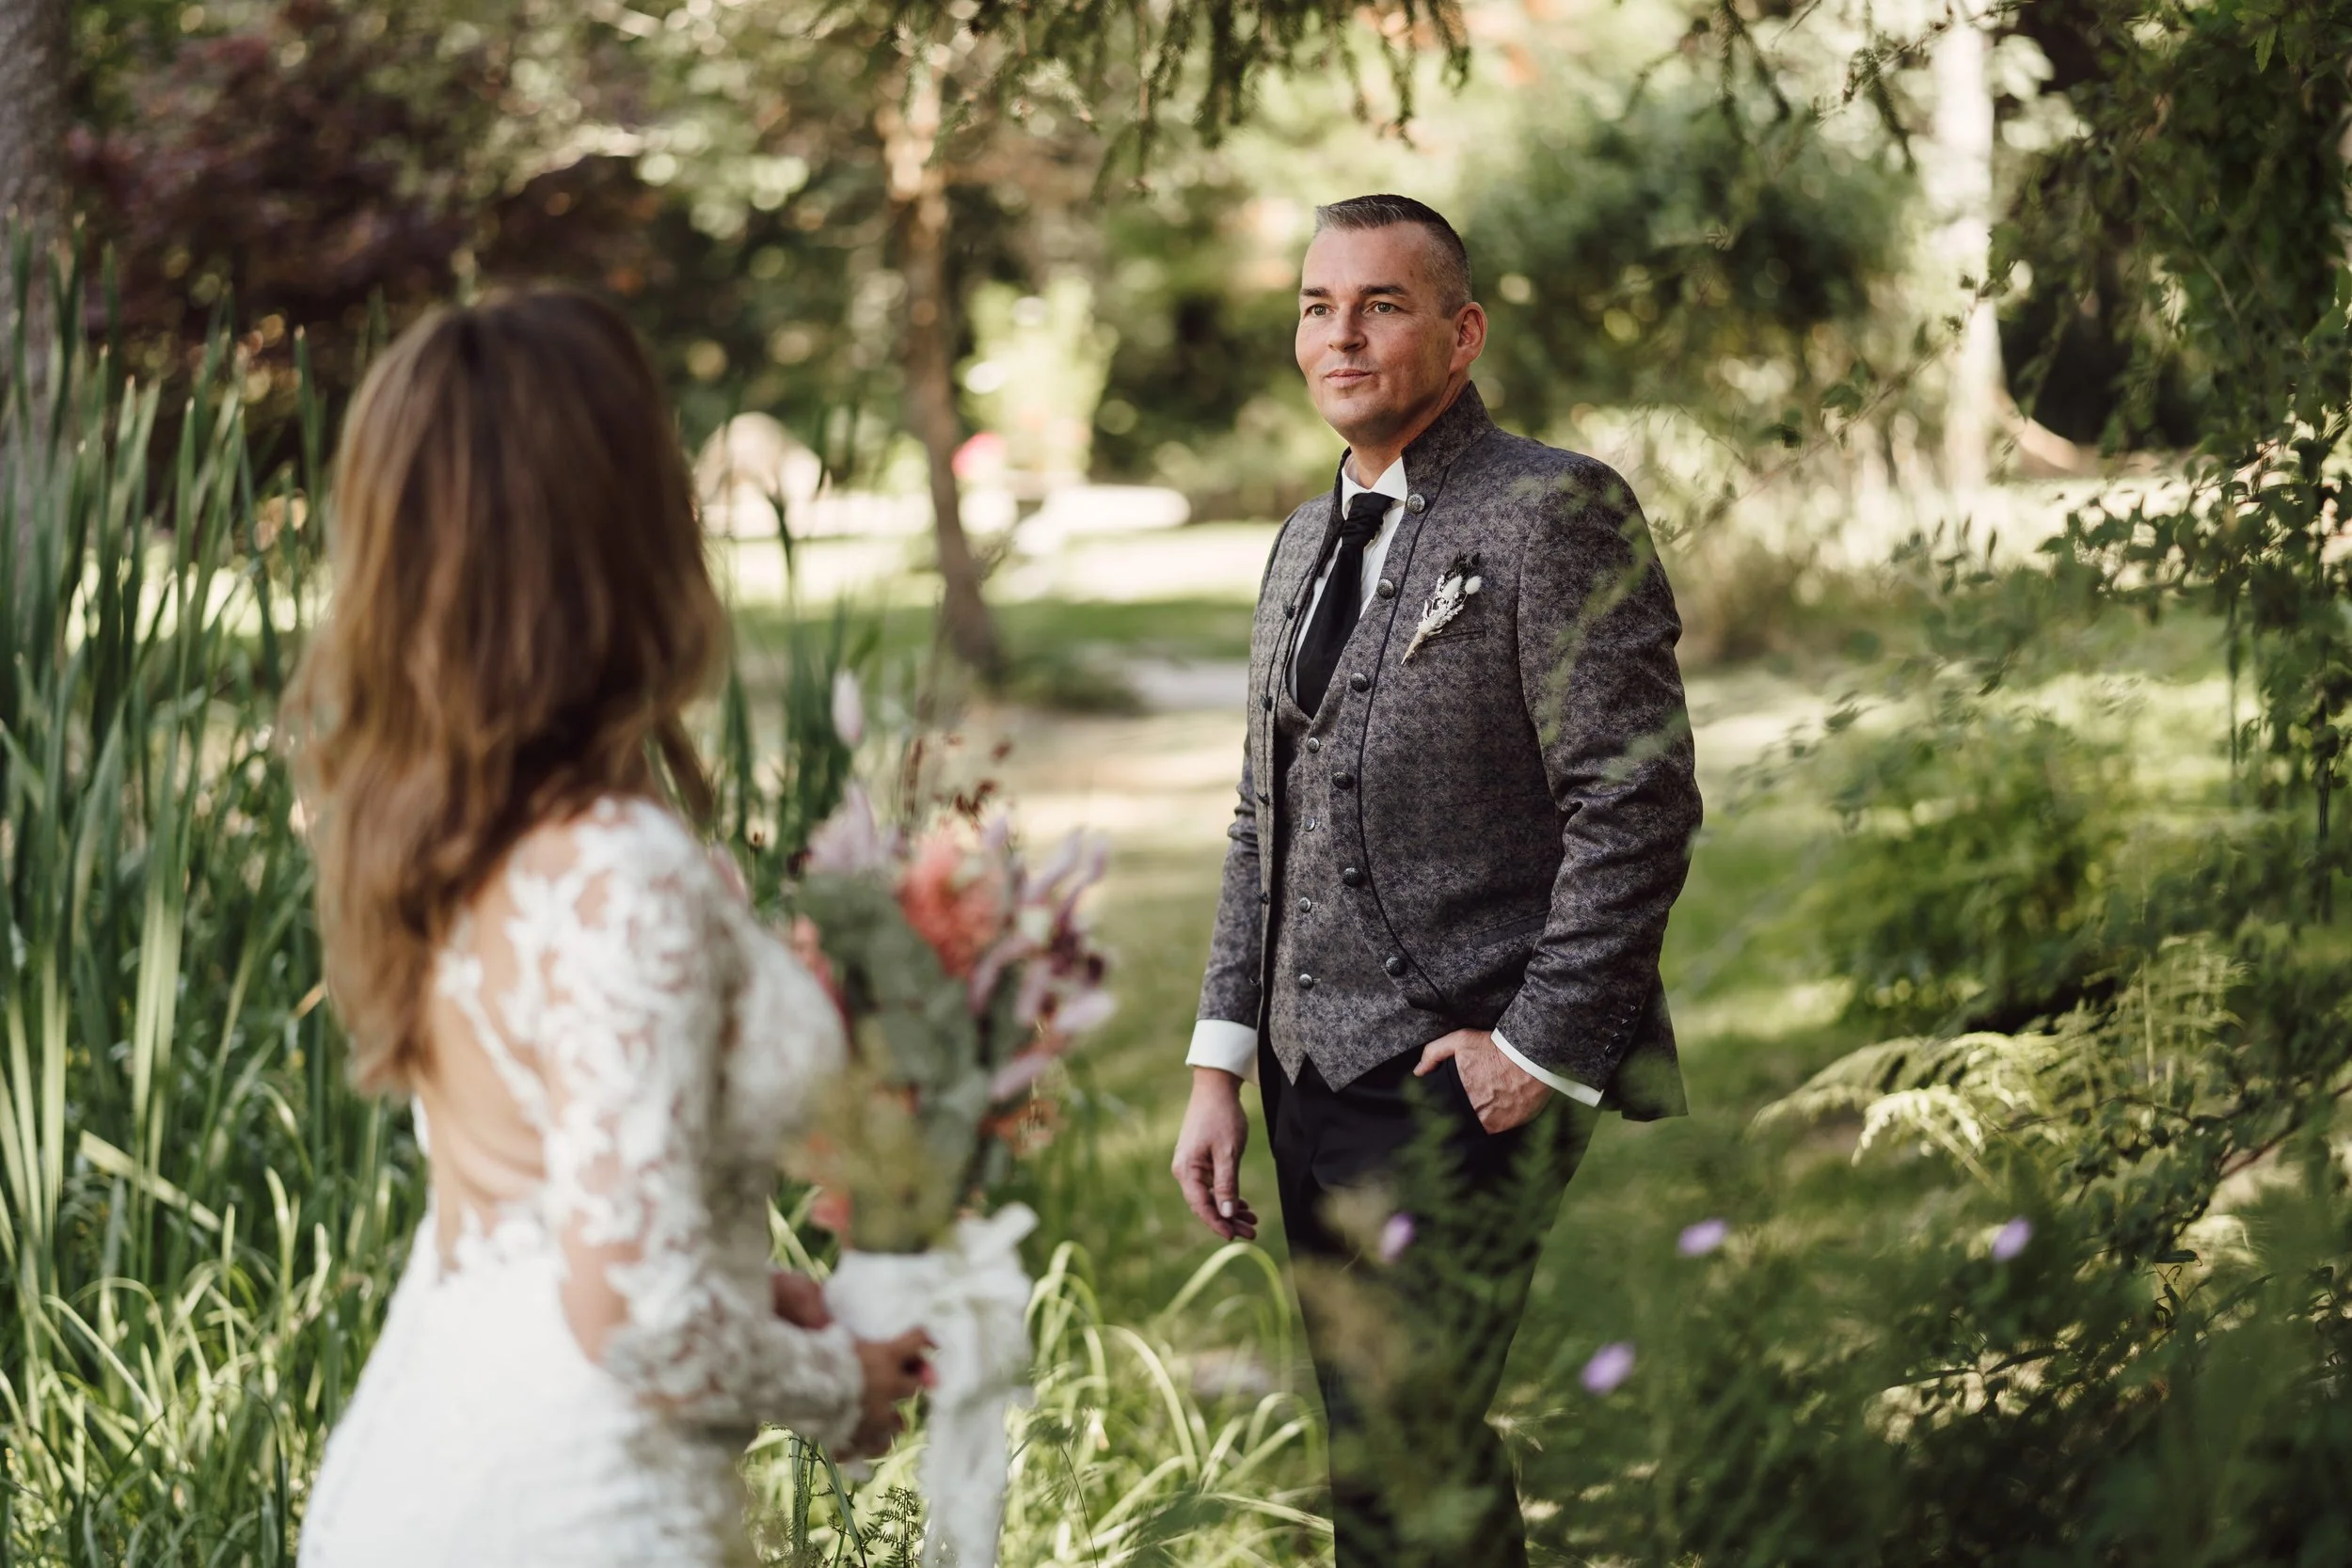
[509,814,864,1446]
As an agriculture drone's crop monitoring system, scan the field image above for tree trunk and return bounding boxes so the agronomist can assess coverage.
[1928,0,2003,498]
[0,0,67,260]
[899,190,1003,682]
[883,45,1004,683]
[0,0,70,551]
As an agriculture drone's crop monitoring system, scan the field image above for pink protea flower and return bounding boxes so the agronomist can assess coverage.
[898,827,1010,979]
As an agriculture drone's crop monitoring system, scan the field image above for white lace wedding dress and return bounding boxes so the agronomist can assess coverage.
[299,797,863,1567]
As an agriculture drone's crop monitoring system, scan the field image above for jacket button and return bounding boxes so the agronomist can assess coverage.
[1333,772,1354,790]
[1375,578,1396,599]
[1257,790,1270,804]
[1348,673,1369,692]
[1258,891,1269,905]
[1342,866,1364,887]
[1263,692,1273,711]
[1406,493,1427,515]
[1304,736,1321,754]
[1296,972,1315,990]
[1285,599,1297,617]
[1385,955,1406,977]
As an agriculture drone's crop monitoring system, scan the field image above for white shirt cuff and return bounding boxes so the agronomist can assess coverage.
[1491,1029,1604,1106]
[1186,1018,1260,1082]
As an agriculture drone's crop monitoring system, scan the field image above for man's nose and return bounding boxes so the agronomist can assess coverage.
[1327,308,1366,350]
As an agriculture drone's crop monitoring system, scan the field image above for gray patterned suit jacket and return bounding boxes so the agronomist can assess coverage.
[1194,385,1702,1120]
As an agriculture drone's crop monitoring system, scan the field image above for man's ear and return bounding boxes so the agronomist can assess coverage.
[1454,301,1489,368]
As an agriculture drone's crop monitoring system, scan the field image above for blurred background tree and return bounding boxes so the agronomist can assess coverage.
[52,0,1471,678]
[1,0,69,250]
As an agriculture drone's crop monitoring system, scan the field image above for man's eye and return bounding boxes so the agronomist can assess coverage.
[1370,302,1395,313]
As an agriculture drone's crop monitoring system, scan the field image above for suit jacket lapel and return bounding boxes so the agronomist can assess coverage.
[1266,479,1344,695]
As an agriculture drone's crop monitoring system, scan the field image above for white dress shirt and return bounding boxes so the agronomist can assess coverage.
[1186,456,1603,1108]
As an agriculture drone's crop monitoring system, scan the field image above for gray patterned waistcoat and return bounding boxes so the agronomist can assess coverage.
[1265,684,1459,1083]
[1194,385,1703,1119]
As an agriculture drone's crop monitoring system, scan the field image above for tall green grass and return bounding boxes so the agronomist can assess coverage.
[0,260,415,1561]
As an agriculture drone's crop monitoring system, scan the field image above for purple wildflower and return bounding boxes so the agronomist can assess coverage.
[1378,1212,1415,1263]
[1991,1217,2033,1262]
[1581,1341,1636,1396]
[1677,1217,1729,1257]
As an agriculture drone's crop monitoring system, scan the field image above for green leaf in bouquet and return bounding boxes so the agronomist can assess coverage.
[920,1066,993,1172]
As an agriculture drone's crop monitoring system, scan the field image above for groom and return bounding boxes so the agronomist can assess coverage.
[1170,195,1702,1565]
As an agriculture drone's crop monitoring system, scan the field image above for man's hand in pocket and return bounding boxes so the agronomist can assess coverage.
[1414,1029,1549,1133]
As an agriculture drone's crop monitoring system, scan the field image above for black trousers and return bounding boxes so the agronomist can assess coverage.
[1260,1041,1595,1568]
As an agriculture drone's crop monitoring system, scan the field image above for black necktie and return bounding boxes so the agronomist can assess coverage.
[1295,491,1390,713]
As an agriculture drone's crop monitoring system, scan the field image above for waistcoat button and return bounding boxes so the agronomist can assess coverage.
[1375,578,1396,599]
[1297,972,1315,990]
[1384,954,1406,976]
[1342,866,1364,887]
[1406,493,1426,515]
[1304,736,1321,753]
[1333,772,1354,789]
[1348,673,1369,692]
[1296,895,1313,913]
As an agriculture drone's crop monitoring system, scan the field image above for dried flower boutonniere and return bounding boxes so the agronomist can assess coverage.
[1403,550,1485,660]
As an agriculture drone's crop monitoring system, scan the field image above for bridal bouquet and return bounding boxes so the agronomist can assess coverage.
[785,737,1109,1564]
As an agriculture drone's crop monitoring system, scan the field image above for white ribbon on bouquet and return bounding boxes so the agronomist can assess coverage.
[823,1204,1038,1566]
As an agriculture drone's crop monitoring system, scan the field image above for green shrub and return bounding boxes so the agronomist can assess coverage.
[1809,691,2133,1035]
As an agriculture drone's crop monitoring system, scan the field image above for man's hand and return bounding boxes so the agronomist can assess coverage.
[1171,1068,1259,1241]
[1416,1029,1550,1133]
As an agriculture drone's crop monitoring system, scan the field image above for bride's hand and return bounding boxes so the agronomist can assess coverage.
[843,1329,934,1460]
[769,1270,833,1329]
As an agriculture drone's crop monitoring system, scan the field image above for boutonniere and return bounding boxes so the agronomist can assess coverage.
[1403,550,1484,660]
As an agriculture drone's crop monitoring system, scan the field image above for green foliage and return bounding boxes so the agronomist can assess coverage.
[1462,74,1911,433]
[1809,690,2132,1033]
[715,598,873,903]
[1998,0,2351,453]
[1089,173,1300,496]
[882,0,1468,161]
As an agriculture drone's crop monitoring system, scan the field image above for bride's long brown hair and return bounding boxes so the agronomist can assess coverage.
[290,287,728,1093]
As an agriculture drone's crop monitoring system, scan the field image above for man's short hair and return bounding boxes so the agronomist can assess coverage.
[1312,195,1473,312]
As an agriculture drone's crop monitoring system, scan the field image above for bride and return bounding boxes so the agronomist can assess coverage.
[290,288,929,1566]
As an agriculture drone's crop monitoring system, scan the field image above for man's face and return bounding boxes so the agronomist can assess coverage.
[1295,224,1485,454]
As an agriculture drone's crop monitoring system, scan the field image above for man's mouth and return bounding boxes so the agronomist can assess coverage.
[1325,367,1375,386]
